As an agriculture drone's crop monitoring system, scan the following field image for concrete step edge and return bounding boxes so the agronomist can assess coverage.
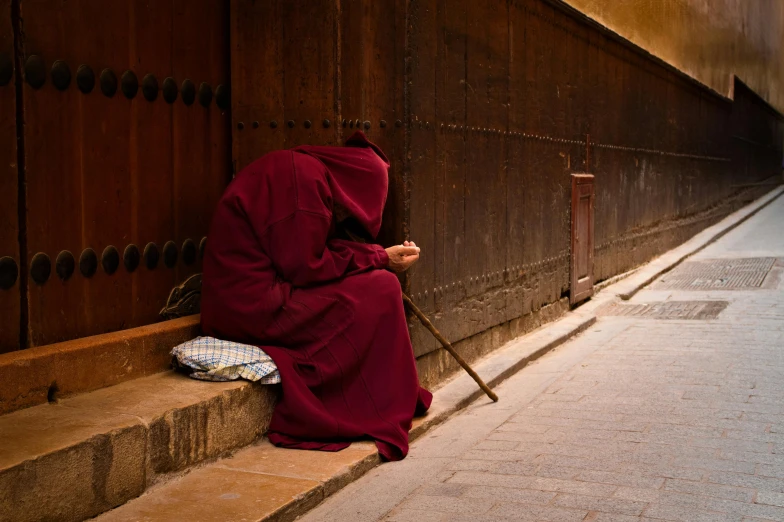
[95,311,597,522]
[0,371,278,522]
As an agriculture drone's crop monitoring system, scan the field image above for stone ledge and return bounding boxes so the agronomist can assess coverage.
[94,309,597,522]
[0,315,200,415]
[0,371,278,522]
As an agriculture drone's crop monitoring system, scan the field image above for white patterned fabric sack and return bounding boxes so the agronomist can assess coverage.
[171,336,281,384]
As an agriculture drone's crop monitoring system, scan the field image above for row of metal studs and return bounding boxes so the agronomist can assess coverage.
[412,115,730,161]
[0,237,207,290]
[16,55,228,109]
[236,118,404,130]
[412,251,569,302]
[437,123,586,145]
[592,142,729,162]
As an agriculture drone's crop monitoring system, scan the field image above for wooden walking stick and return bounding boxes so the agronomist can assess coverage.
[403,294,499,402]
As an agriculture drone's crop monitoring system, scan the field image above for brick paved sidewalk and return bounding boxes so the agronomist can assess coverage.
[303,196,784,522]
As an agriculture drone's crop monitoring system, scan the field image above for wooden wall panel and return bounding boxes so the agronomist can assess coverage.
[0,0,19,352]
[338,0,407,248]
[230,0,284,171]
[405,0,438,356]
[19,0,231,347]
[404,0,780,356]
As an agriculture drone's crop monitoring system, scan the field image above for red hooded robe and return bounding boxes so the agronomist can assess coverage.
[201,132,432,461]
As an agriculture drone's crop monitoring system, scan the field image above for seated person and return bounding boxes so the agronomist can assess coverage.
[201,131,432,461]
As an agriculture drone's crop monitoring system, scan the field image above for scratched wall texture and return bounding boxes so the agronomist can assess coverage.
[402,0,784,357]
[562,0,784,114]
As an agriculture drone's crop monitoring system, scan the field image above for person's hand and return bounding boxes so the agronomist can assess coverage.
[385,241,420,273]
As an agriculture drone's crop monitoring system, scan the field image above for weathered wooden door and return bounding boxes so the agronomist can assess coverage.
[0,0,19,352]
[0,0,231,352]
[570,173,594,304]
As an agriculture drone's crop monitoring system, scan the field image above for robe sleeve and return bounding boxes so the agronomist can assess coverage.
[261,210,389,287]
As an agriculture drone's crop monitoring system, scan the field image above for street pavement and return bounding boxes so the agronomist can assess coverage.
[301,195,784,522]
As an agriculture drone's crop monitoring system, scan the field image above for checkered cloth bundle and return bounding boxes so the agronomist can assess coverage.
[171,336,281,384]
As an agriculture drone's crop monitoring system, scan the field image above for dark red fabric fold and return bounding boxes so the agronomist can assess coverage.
[201,132,431,461]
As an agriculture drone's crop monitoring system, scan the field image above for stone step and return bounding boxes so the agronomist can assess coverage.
[0,371,278,522]
[0,294,597,522]
[92,312,597,522]
[96,439,382,522]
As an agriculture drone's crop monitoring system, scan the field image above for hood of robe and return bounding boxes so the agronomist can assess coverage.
[293,131,390,239]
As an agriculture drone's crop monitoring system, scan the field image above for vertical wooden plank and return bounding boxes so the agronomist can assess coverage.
[339,0,405,248]
[434,0,468,344]
[0,0,19,352]
[505,0,526,323]
[375,0,408,251]
[281,0,338,147]
[79,0,136,340]
[170,0,231,302]
[20,0,76,345]
[407,0,438,356]
[22,1,231,346]
[230,0,284,170]
[463,0,508,327]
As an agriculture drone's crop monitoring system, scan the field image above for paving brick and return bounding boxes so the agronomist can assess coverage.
[642,503,743,522]
[446,471,535,489]
[590,514,645,522]
[397,495,495,515]
[462,449,539,462]
[701,495,784,520]
[383,508,449,522]
[447,460,496,472]
[474,440,520,451]
[461,485,556,505]
[664,478,754,502]
[672,457,757,474]
[726,430,784,444]
[416,483,466,497]
[488,501,588,522]
[708,471,784,493]
[573,470,664,489]
[612,486,662,503]
[757,464,784,479]
[551,493,647,516]
[755,490,784,507]
[534,465,583,480]
[533,454,622,472]
[719,450,784,466]
[490,461,539,476]
[529,477,617,497]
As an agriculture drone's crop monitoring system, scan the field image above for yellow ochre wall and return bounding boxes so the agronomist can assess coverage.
[563,0,784,113]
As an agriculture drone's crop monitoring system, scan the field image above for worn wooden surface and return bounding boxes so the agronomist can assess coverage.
[402,0,783,357]
[0,0,19,353]
[17,0,230,347]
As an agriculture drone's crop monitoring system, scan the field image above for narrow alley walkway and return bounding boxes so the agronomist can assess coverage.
[302,195,784,522]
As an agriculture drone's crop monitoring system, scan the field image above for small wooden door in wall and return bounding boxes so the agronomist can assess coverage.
[570,174,595,305]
